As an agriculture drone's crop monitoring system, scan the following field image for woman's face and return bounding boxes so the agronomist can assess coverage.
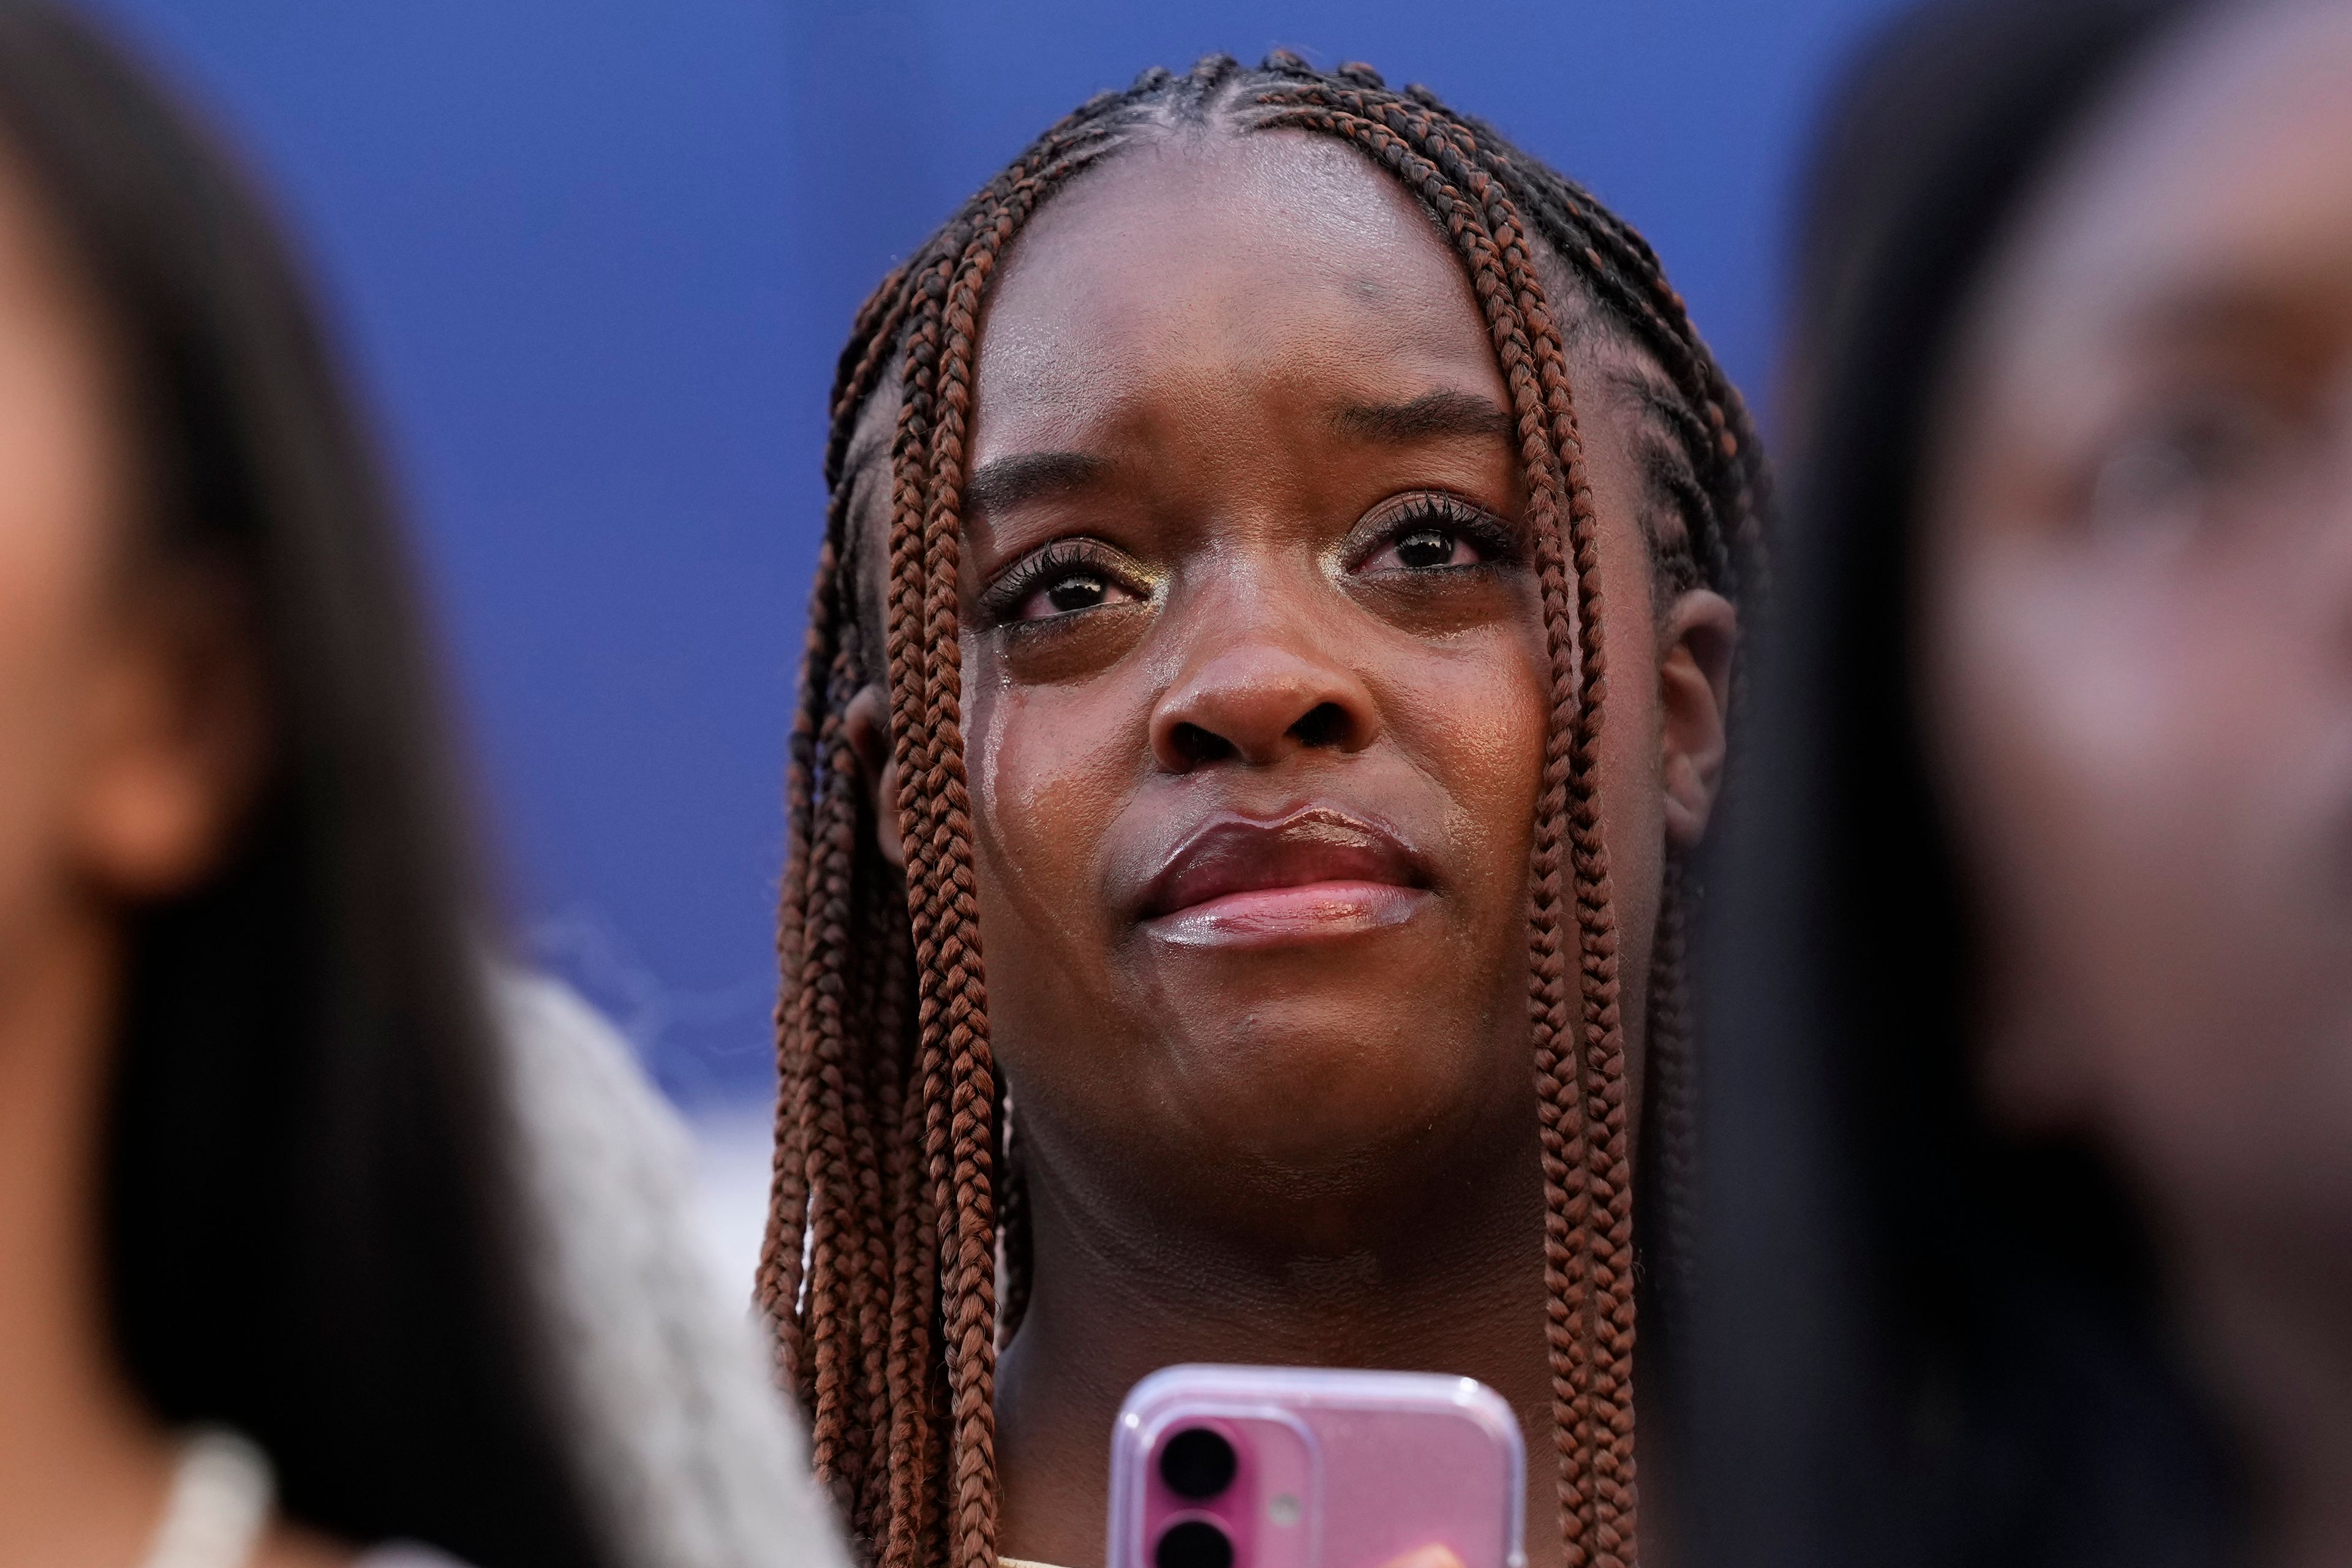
[846,131,1727,1244]
[1922,2,2352,1248]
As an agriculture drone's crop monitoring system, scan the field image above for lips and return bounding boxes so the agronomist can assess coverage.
[1135,807,1433,948]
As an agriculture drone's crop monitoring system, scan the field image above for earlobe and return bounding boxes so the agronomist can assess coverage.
[1659,589,1736,851]
[842,682,906,871]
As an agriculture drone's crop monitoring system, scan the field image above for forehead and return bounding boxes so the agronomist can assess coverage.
[970,129,1496,457]
[1983,2,2352,355]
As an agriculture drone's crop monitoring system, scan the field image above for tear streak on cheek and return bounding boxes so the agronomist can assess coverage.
[964,679,1084,942]
[968,668,1009,899]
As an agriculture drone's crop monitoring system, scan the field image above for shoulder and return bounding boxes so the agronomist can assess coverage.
[489,968,851,1568]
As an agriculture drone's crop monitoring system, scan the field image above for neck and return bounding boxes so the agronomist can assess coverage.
[0,905,178,1567]
[994,1107,1559,1568]
[2175,1212,2352,1568]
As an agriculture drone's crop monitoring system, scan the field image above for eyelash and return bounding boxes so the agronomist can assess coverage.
[976,537,1142,628]
[1350,490,1519,571]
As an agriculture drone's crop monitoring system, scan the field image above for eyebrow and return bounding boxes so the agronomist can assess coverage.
[1329,390,1515,445]
[962,449,1111,516]
[2126,277,2326,357]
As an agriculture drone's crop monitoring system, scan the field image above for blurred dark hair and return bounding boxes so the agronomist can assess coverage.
[1681,3,2241,1567]
[0,5,610,1564]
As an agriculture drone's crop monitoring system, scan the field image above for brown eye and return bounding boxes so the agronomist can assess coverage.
[2086,388,2301,541]
[1362,521,1494,573]
[981,538,1150,628]
[1025,570,1130,620]
[1381,527,1476,570]
[1347,490,1516,578]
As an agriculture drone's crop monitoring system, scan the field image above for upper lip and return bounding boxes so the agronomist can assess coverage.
[1134,807,1430,920]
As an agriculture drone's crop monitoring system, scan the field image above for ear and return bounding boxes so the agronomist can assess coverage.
[842,682,905,872]
[1658,587,1736,852]
[71,570,267,899]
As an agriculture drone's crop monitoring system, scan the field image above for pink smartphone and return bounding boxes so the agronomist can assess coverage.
[1106,1365,1526,1568]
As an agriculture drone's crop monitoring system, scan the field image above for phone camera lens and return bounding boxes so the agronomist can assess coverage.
[1155,1519,1234,1568]
[1159,1427,1237,1500]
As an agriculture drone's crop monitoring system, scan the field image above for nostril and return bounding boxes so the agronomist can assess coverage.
[1167,721,1235,770]
[1289,701,1351,750]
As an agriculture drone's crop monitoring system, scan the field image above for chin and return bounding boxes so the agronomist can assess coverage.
[1167,1011,1502,1171]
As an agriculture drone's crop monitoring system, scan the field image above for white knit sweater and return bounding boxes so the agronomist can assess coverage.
[496,972,846,1568]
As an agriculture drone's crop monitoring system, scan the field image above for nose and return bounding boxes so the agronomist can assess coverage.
[1148,595,1381,773]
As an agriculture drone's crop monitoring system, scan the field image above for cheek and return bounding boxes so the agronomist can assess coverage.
[1934,545,2223,1025]
[0,469,119,966]
[1929,539,2352,1197]
[962,650,1136,1008]
[1387,615,1550,942]
[1937,545,2264,968]
[1413,638,1547,812]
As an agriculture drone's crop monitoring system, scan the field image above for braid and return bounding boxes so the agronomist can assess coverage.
[1641,860,1698,1307]
[764,52,1770,1568]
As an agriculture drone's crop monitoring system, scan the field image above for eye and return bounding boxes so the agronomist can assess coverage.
[980,538,1148,627]
[2086,386,2302,540]
[1033,570,1117,616]
[1379,526,1480,570]
[1351,491,1515,575]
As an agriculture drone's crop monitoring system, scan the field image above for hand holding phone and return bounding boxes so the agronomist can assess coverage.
[1106,1366,1526,1568]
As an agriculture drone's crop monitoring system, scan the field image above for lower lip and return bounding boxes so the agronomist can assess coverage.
[1143,881,1430,949]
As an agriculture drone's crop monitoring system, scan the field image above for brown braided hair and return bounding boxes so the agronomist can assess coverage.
[757,51,1770,1568]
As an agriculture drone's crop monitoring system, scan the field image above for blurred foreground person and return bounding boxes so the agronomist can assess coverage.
[1689,1,2352,1566]
[0,6,842,1567]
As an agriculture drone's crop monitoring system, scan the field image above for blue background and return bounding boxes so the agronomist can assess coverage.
[82,0,1901,1107]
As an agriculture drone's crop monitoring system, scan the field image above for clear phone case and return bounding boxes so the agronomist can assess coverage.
[1106,1365,1526,1568]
